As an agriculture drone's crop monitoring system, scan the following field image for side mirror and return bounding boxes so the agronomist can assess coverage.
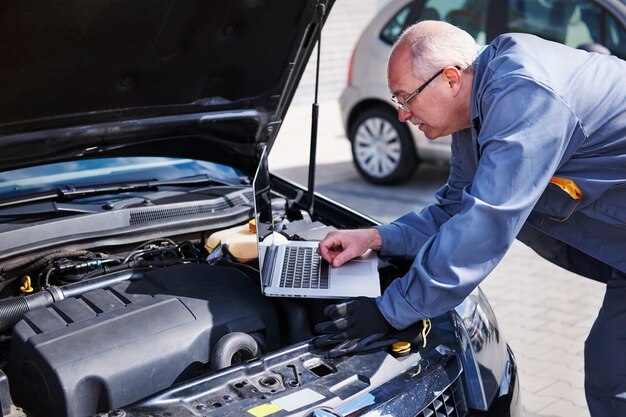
[578,43,611,55]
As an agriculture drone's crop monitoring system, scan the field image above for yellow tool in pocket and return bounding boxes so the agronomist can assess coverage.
[550,176,582,200]
[547,176,582,222]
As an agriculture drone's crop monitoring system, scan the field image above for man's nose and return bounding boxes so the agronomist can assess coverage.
[397,107,412,122]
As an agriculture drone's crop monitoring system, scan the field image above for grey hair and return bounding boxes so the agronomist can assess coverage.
[394,20,478,81]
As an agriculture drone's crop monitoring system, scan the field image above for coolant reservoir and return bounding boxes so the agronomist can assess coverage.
[206,219,258,262]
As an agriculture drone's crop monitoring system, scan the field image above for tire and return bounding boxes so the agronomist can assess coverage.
[349,105,419,185]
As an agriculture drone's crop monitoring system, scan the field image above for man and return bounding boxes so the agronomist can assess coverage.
[315,21,626,416]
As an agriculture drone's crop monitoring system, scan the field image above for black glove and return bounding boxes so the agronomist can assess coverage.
[314,297,395,357]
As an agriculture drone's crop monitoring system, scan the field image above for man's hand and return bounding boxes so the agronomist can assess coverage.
[314,297,393,357]
[317,229,382,267]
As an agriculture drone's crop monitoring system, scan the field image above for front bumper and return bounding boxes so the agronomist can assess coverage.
[112,341,520,417]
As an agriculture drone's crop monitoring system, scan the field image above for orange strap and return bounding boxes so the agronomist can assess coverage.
[549,176,582,200]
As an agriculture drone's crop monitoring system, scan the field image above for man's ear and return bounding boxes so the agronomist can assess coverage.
[443,66,463,96]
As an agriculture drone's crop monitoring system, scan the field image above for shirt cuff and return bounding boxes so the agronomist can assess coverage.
[376,279,426,330]
[373,224,407,257]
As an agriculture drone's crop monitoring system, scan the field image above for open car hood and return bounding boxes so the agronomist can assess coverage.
[0,0,332,174]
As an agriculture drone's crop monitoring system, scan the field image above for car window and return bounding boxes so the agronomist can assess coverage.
[605,13,626,58]
[507,0,626,57]
[507,0,601,46]
[380,4,413,45]
[379,0,488,45]
[430,0,488,44]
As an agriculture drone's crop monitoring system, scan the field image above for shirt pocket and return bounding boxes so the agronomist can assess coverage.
[593,183,626,225]
[533,181,581,222]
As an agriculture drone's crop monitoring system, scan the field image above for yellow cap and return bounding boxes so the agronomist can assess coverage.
[391,341,411,355]
[20,275,34,293]
[248,218,256,233]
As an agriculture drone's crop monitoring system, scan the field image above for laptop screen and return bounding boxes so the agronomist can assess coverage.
[252,145,277,288]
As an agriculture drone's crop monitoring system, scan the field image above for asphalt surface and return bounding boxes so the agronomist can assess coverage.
[270,1,607,416]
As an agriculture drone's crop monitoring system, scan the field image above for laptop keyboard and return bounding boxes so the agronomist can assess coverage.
[280,246,328,289]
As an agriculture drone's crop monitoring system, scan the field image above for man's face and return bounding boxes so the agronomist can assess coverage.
[387,48,455,140]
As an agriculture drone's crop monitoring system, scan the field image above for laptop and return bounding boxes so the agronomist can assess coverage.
[252,145,380,299]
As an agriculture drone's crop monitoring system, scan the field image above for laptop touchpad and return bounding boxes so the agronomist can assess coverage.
[334,260,372,276]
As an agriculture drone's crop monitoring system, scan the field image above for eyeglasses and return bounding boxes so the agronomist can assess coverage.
[391,66,460,112]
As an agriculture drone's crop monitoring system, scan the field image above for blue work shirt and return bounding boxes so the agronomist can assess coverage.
[376,34,626,330]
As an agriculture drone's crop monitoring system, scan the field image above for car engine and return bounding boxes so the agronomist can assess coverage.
[7,263,279,417]
[0,229,319,417]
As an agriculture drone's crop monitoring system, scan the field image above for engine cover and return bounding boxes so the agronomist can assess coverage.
[8,263,279,417]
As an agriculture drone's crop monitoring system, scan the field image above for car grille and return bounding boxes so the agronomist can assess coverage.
[128,190,252,225]
[129,202,232,225]
[129,193,247,208]
[416,384,462,417]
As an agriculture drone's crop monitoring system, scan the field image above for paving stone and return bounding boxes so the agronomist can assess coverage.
[539,399,590,417]
[522,391,561,414]
[495,314,551,334]
[510,340,555,359]
[535,347,582,368]
[540,320,591,341]
[532,332,585,355]
[516,358,558,376]
[522,408,559,417]
[519,373,560,394]
[538,310,590,327]
[539,380,587,409]
[537,365,585,389]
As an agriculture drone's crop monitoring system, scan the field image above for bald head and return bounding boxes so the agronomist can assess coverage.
[389,20,478,80]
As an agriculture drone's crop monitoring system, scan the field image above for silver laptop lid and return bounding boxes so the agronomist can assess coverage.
[251,145,277,289]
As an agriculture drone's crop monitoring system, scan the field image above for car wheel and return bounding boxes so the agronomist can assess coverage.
[349,106,419,184]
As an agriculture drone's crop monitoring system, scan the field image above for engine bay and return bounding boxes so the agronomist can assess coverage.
[0,208,357,416]
[0,178,446,417]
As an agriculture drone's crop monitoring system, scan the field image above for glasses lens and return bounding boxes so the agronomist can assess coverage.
[391,96,407,111]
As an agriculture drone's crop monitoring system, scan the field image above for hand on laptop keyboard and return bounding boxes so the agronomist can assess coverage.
[317,229,382,267]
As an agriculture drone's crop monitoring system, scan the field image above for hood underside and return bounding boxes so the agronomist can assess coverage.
[0,0,331,173]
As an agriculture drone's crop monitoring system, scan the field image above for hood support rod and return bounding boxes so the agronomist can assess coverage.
[307,1,326,216]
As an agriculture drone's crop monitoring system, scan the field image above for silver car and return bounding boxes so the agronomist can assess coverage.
[340,0,626,184]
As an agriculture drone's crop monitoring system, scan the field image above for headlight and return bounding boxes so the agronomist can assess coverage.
[451,287,512,411]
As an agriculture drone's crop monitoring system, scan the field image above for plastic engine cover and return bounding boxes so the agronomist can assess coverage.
[8,263,279,417]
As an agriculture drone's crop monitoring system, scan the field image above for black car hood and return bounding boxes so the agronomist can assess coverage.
[0,0,332,174]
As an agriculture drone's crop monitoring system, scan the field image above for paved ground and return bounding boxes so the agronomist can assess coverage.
[271,1,608,416]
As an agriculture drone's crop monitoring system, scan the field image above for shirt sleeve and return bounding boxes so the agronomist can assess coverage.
[375,128,477,258]
[377,76,582,330]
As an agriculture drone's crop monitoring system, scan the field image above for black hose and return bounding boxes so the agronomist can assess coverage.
[61,269,145,298]
[79,261,137,281]
[0,269,145,333]
[1,250,92,275]
[76,258,188,282]
[0,297,29,333]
